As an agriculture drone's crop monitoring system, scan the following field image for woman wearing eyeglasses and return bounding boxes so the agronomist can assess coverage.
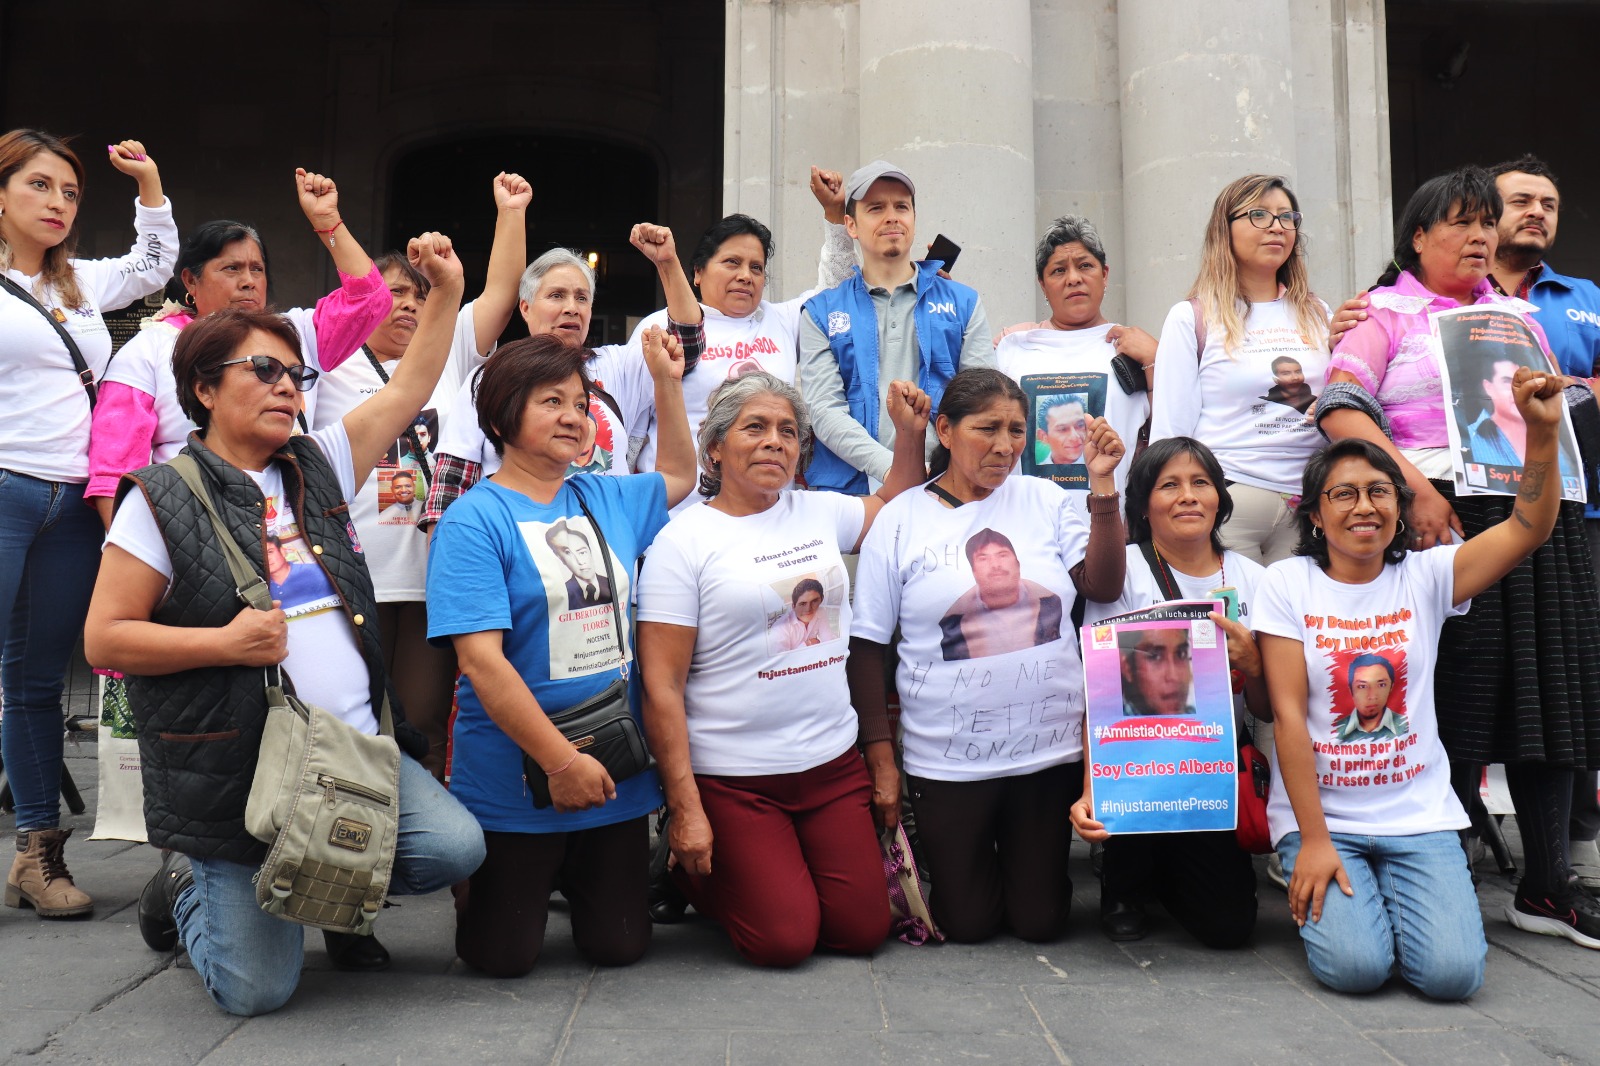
[1255,366,1564,998]
[81,236,486,1017]
[1323,166,1600,955]
[1149,175,1331,567]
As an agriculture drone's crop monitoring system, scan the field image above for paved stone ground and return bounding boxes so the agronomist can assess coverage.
[4,745,1600,1065]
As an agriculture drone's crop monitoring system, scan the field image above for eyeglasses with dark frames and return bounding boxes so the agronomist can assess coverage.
[214,355,320,392]
[1321,482,1398,509]
[1229,208,1303,230]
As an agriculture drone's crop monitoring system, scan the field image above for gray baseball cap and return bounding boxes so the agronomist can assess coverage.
[845,160,916,202]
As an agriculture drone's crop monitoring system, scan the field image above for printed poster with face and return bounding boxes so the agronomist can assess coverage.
[1432,305,1586,503]
[1082,600,1237,834]
[520,514,631,680]
[1018,371,1107,491]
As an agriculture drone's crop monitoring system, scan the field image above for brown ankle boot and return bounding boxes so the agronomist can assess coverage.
[5,828,94,918]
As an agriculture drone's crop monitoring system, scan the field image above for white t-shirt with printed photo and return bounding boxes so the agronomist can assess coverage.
[996,324,1150,520]
[1149,297,1331,494]
[433,340,636,480]
[634,303,807,516]
[852,475,1090,782]
[1251,549,1470,845]
[311,302,486,600]
[636,491,866,776]
[105,424,377,735]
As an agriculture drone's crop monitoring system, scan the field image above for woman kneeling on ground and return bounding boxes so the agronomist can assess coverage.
[1074,437,1268,946]
[83,233,485,1017]
[636,370,930,966]
[848,368,1127,943]
[1255,365,1565,999]
[426,328,696,977]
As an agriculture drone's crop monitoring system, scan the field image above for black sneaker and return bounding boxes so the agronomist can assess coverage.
[1506,886,1600,949]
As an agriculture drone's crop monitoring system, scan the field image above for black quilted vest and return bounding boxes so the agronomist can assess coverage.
[117,432,421,863]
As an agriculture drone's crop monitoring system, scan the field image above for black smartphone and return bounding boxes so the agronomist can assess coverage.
[926,234,961,274]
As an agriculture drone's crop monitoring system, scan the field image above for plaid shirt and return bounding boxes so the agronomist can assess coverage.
[417,316,705,530]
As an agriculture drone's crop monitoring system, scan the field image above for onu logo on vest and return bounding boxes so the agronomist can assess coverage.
[827,311,851,337]
[1567,308,1600,330]
[926,301,956,315]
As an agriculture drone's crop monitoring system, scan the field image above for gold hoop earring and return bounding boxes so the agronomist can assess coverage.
[184,291,195,307]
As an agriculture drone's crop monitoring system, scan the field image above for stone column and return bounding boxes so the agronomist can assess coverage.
[857,0,1036,331]
[723,0,860,303]
[1290,0,1393,304]
[1116,0,1300,333]
[1032,0,1128,323]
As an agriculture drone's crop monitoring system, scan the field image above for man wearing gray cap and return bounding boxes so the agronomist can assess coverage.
[799,161,993,493]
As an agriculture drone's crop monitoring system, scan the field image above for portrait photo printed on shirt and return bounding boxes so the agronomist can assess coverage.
[763,567,846,657]
[518,514,629,680]
[262,496,341,620]
[937,528,1065,662]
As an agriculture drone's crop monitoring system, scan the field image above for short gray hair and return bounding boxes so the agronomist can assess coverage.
[696,371,813,498]
[518,247,596,304]
[1034,215,1107,278]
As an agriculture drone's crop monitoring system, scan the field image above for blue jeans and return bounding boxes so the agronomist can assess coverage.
[0,469,103,830]
[1278,830,1486,1000]
[174,754,486,1016]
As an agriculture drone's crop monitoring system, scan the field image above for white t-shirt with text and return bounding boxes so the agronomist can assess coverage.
[1251,549,1470,845]
[636,491,866,775]
[1149,297,1330,494]
[311,303,486,600]
[852,475,1090,781]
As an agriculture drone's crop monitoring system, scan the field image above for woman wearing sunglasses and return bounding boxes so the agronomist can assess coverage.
[1150,175,1332,566]
[84,168,389,524]
[0,129,175,920]
[81,235,486,1017]
[1256,365,1563,998]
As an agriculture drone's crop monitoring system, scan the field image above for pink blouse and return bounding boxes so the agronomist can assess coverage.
[1328,270,1550,450]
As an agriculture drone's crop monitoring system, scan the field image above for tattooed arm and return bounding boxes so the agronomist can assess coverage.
[1451,366,1566,605]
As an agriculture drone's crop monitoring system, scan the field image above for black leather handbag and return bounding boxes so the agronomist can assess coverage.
[523,483,654,809]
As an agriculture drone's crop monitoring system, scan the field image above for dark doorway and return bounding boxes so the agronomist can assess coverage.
[1387,0,1600,283]
[387,133,661,346]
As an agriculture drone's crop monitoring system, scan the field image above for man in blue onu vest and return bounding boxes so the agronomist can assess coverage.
[798,161,993,494]
[1487,154,1600,894]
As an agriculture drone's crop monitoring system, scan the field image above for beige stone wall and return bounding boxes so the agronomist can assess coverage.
[726,0,1392,335]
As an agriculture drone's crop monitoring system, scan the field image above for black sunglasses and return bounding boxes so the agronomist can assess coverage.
[214,355,320,392]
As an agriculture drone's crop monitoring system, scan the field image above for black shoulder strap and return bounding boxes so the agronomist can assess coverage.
[0,274,97,407]
[360,347,434,483]
[1137,540,1183,602]
[568,480,628,678]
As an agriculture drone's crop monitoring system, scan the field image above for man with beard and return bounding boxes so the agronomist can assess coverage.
[1489,155,1600,892]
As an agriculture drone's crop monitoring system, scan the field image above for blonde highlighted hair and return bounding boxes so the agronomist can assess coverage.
[1187,174,1326,356]
[0,129,86,310]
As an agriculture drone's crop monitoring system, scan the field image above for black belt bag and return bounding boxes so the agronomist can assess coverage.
[523,676,651,809]
[522,482,654,809]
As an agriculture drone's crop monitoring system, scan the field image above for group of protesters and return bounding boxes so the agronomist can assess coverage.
[2,121,1598,1015]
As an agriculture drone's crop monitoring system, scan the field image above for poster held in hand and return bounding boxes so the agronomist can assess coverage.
[1082,600,1237,834]
[1431,304,1586,503]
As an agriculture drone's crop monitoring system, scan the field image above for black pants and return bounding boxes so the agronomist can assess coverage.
[906,762,1081,944]
[456,818,650,977]
[1101,831,1258,947]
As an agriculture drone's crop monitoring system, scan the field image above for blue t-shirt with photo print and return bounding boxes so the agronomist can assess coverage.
[427,471,668,832]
